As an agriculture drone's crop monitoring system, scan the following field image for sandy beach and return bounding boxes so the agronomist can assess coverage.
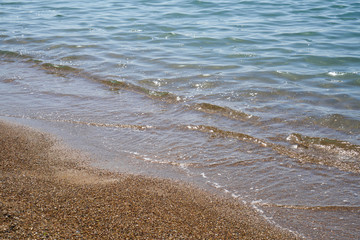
[0,120,298,239]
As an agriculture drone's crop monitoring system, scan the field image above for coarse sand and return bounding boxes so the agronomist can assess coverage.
[0,120,299,239]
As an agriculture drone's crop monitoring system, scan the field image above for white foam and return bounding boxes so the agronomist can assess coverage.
[250,200,303,238]
[187,125,198,130]
[231,193,241,198]
[211,181,222,188]
[201,172,208,178]
[328,71,345,76]
[251,200,265,214]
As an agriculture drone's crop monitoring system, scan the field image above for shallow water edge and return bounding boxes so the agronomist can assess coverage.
[0,119,300,239]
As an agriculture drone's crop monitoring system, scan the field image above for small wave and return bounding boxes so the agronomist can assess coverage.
[285,133,360,173]
[192,103,259,121]
[226,53,256,58]
[185,124,360,173]
[258,202,360,212]
[185,125,269,148]
[60,54,101,62]
[225,158,275,167]
[0,113,155,132]
[27,56,182,103]
[47,43,98,50]
[101,79,180,102]
[0,53,83,78]
[0,50,33,60]
[41,63,81,74]
[304,55,360,66]
[273,70,315,81]
[287,133,360,157]
[14,117,153,131]
[59,120,153,131]
[0,52,182,103]
[276,31,322,37]
[226,37,260,45]
[325,71,360,85]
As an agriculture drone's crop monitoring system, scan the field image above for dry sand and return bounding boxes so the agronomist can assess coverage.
[0,120,299,239]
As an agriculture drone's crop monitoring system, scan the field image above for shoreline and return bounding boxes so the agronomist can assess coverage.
[0,120,298,239]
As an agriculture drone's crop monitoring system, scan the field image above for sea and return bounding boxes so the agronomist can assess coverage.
[1,0,359,239]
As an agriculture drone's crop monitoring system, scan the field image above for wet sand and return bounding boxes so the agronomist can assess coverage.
[0,120,299,239]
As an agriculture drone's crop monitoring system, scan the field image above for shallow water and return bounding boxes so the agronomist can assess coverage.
[1,0,359,239]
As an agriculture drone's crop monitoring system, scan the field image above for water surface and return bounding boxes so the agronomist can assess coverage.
[1,0,359,239]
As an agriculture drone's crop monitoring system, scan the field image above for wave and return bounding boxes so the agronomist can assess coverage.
[287,133,360,157]
[40,62,180,102]
[191,103,259,121]
[185,125,360,173]
[58,120,153,131]
[272,70,359,86]
[0,50,33,60]
[184,125,269,147]
[258,202,360,212]
[40,65,180,103]
[303,55,360,66]
[101,79,179,102]
[40,62,81,75]
[0,50,181,103]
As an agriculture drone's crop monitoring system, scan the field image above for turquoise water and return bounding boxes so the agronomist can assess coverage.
[1,0,360,239]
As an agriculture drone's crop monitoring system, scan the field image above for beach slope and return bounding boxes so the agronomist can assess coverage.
[0,120,298,239]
